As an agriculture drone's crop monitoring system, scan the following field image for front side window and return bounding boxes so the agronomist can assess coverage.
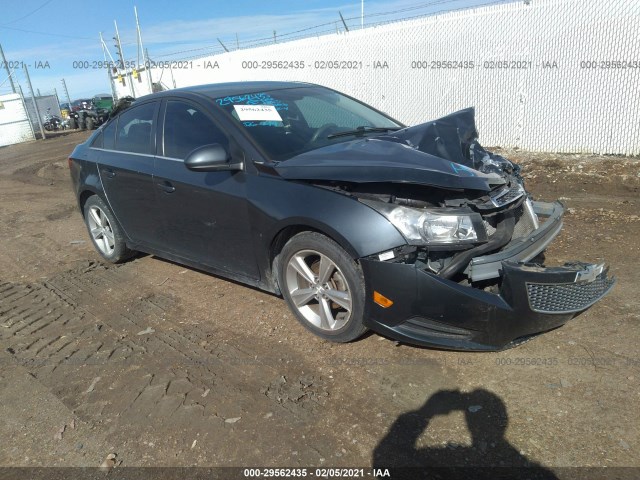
[215,87,400,161]
[163,100,229,159]
[115,102,156,155]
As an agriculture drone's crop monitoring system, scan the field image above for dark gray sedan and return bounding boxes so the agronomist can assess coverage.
[68,81,614,350]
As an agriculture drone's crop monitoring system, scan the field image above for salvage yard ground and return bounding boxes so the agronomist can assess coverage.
[0,131,638,471]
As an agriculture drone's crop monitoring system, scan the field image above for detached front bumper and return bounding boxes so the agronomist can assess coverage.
[360,202,615,351]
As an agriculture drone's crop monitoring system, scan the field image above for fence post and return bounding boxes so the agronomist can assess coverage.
[61,78,73,110]
[18,85,36,140]
[24,65,46,140]
[0,43,16,94]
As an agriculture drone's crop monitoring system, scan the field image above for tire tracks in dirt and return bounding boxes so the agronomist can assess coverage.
[0,261,355,463]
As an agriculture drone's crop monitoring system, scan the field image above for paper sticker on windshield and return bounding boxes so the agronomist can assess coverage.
[233,104,282,122]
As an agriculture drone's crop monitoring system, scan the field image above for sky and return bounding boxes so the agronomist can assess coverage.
[0,0,506,101]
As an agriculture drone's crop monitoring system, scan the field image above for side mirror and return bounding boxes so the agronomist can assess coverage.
[184,144,243,172]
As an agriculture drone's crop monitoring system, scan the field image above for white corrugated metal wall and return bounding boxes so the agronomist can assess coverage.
[114,0,640,154]
[0,93,35,147]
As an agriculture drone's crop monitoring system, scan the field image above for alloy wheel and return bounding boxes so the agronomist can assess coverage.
[285,249,353,331]
[87,206,115,256]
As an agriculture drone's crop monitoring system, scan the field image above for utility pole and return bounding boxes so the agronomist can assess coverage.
[134,6,153,95]
[53,88,61,118]
[61,78,72,109]
[0,43,16,93]
[114,20,135,97]
[24,65,46,139]
[145,48,153,92]
[100,32,118,101]
[113,21,125,69]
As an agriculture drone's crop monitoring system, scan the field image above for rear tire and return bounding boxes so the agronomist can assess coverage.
[278,232,367,342]
[83,195,134,263]
[86,117,94,130]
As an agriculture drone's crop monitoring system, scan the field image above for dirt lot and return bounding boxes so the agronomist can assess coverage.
[0,131,638,474]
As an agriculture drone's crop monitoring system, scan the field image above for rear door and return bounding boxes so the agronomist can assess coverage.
[153,98,259,279]
[98,100,163,247]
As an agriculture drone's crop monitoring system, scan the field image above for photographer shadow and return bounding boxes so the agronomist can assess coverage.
[372,389,558,480]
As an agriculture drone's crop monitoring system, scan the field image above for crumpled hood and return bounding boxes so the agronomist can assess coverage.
[274,108,518,193]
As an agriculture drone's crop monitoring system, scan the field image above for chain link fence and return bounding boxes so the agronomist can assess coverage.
[22,91,62,132]
[112,0,640,154]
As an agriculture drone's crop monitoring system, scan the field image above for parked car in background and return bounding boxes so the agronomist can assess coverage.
[68,95,114,130]
[68,82,615,350]
[91,94,113,118]
[71,99,93,112]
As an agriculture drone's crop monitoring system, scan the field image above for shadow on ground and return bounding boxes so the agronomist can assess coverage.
[373,389,558,479]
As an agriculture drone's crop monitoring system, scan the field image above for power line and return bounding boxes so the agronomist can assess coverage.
[2,0,56,25]
[153,0,514,60]
[155,0,463,58]
[0,24,92,40]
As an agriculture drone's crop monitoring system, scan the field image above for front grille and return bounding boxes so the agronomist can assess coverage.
[526,276,615,314]
[490,184,524,207]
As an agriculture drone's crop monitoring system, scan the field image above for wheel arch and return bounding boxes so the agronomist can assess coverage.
[78,188,100,212]
[78,188,131,243]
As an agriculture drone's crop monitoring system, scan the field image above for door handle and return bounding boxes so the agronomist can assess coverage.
[101,168,116,178]
[156,181,176,193]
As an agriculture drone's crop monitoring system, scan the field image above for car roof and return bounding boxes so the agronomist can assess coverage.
[136,81,318,102]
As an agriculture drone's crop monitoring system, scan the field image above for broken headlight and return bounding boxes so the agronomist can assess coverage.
[362,200,486,246]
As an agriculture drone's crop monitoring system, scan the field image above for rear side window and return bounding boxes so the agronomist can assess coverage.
[103,121,116,149]
[163,100,228,159]
[90,131,103,148]
[115,102,156,155]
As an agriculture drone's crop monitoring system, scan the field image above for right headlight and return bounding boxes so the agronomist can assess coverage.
[362,200,487,246]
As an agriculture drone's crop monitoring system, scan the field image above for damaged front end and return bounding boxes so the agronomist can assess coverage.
[307,108,615,350]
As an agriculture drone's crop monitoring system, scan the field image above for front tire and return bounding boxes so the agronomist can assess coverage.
[278,232,367,342]
[83,195,134,263]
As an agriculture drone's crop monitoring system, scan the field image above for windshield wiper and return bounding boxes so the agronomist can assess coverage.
[326,126,401,139]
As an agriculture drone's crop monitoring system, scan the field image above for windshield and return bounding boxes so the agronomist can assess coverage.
[215,86,402,161]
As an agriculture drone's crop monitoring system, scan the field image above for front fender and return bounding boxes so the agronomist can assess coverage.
[248,176,407,259]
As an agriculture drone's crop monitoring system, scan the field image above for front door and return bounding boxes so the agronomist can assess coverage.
[153,98,259,279]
